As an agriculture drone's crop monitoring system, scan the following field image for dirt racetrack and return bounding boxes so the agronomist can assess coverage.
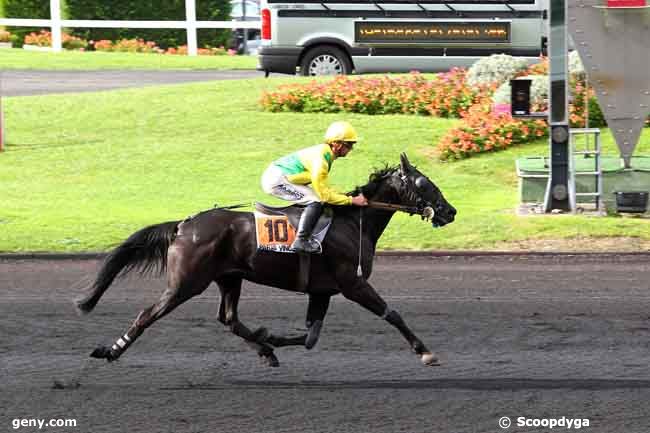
[2,254,650,433]
[1,70,266,97]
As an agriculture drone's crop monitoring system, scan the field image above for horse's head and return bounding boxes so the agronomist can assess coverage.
[392,153,456,228]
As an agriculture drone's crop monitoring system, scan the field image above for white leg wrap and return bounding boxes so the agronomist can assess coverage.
[113,335,131,351]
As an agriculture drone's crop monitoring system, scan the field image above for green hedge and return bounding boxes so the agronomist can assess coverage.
[65,0,232,49]
[1,0,231,49]
[2,0,51,47]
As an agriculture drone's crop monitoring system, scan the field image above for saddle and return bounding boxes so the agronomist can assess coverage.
[254,203,334,291]
[254,202,333,238]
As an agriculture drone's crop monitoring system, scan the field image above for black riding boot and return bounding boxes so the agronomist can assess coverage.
[291,202,323,254]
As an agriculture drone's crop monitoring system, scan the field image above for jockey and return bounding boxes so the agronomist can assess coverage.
[261,121,368,253]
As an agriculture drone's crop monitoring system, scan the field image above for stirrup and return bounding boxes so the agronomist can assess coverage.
[290,237,322,254]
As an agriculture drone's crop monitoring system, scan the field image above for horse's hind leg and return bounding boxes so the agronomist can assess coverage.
[216,276,280,367]
[91,274,211,362]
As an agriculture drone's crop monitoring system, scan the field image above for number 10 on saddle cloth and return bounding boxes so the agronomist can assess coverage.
[254,211,330,253]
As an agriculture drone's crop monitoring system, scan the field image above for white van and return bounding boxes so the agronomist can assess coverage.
[258,0,548,76]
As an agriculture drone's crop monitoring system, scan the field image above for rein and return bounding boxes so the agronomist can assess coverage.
[367,200,434,220]
[367,200,419,214]
[355,200,435,278]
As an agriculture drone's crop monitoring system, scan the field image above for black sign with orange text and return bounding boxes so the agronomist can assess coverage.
[355,21,511,44]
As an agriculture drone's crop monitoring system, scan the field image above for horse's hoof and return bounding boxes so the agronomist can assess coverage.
[261,353,280,367]
[420,352,440,366]
[305,320,323,350]
[90,346,108,358]
[90,346,116,362]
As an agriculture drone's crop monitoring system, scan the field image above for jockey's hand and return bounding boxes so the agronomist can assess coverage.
[351,194,368,206]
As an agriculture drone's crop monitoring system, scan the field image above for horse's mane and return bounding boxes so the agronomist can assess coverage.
[348,165,397,198]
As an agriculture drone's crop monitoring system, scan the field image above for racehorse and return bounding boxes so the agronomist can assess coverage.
[76,153,456,367]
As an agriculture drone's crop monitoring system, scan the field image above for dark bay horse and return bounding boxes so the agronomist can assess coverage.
[76,153,456,367]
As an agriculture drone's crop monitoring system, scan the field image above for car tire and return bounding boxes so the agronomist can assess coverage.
[300,45,352,76]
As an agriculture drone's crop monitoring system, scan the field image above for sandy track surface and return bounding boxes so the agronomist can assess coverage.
[2,255,650,432]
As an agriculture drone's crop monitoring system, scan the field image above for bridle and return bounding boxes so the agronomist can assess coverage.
[366,170,436,222]
[366,200,434,220]
[355,170,437,277]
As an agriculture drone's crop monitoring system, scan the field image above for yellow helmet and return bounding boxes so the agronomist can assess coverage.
[324,121,358,144]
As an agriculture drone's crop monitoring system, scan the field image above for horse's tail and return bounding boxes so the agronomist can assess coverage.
[75,221,179,314]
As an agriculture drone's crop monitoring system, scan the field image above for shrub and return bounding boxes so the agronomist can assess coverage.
[570,76,606,128]
[24,30,89,50]
[62,32,89,50]
[3,0,50,47]
[493,75,548,108]
[525,56,549,76]
[90,38,162,53]
[90,39,113,51]
[65,0,231,49]
[569,50,585,77]
[466,54,529,88]
[166,45,228,56]
[498,54,606,128]
[0,29,12,43]
[24,30,51,47]
[437,70,609,160]
[110,38,160,53]
[524,53,584,79]
[437,101,548,160]
[427,68,491,118]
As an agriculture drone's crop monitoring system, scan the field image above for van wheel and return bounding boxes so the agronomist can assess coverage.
[300,46,352,76]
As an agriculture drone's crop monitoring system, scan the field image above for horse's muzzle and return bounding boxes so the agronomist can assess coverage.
[432,206,456,227]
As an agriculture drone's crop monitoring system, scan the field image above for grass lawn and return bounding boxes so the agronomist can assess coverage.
[0,48,258,70]
[2,76,650,252]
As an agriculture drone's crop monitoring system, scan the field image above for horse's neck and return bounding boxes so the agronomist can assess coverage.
[363,208,395,246]
[363,181,399,245]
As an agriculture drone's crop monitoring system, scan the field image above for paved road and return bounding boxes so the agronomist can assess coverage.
[2,255,650,433]
[0,70,267,96]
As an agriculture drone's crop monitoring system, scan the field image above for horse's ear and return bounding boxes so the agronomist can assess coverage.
[399,153,412,174]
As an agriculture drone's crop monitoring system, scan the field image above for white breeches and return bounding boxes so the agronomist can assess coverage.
[261,165,320,205]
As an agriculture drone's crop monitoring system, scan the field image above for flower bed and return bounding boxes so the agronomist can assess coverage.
[0,29,14,47]
[165,45,235,56]
[261,54,648,161]
[19,31,238,56]
[437,54,616,160]
[261,70,492,118]
[89,39,236,56]
[437,101,548,160]
[24,30,88,50]
[90,38,161,54]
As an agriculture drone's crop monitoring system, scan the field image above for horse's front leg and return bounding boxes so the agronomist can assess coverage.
[340,279,438,366]
[304,293,330,349]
